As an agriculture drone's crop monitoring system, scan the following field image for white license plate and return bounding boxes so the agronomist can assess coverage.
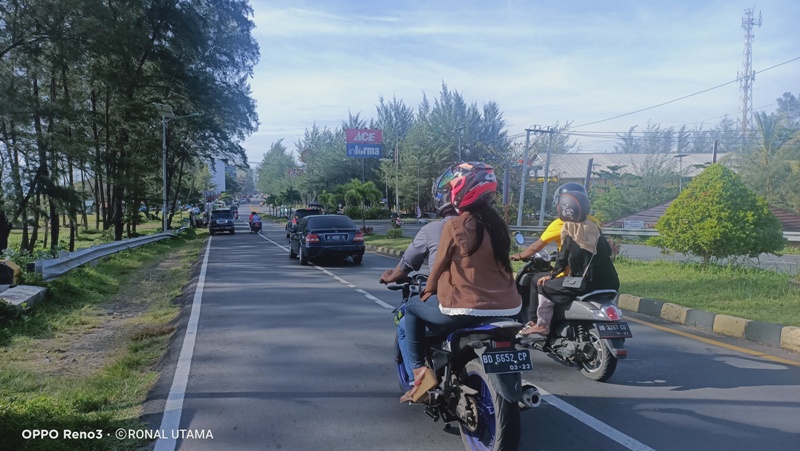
[481,350,532,374]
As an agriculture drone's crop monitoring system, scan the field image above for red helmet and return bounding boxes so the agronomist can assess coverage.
[447,162,497,212]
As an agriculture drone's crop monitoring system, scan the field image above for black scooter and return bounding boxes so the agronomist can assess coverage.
[249,221,262,233]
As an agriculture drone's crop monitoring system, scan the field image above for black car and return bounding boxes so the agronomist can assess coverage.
[209,209,235,235]
[289,215,365,265]
[285,208,322,238]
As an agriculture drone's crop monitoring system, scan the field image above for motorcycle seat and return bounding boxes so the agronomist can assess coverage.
[575,289,618,302]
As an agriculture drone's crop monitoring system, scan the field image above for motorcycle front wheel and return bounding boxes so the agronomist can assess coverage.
[578,327,618,382]
[394,335,412,393]
[460,360,520,451]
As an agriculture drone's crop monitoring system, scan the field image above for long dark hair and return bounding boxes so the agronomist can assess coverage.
[461,202,512,273]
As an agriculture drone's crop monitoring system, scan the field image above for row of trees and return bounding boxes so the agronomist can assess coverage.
[0,0,259,253]
[256,84,800,225]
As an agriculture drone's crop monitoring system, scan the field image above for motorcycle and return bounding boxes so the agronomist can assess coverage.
[249,221,262,233]
[513,233,631,382]
[386,274,541,451]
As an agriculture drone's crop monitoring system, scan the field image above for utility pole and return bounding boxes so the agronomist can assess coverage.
[515,128,533,227]
[537,127,555,227]
[739,7,761,151]
[454,126,466,161]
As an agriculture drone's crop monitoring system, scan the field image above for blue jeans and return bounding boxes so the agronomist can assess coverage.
[404,295,483,369]
[397,317,414,382]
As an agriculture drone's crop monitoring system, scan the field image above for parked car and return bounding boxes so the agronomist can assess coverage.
[209,209,235,235]
[285,208,322,238]
[288,215,365,265]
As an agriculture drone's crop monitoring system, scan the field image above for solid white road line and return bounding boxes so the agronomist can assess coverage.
[154,237,212,451]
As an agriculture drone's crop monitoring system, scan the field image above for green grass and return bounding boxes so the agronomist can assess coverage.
[0,229,204,450]
[364,234,800,327]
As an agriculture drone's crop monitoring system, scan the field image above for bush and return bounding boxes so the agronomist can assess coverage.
[651,164,785,264]
[342,206,390,219]
[386,228,404,239]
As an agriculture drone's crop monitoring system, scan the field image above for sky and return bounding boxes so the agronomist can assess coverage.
[240,0,800,166]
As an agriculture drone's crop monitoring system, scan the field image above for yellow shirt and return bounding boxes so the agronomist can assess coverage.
[538,215,601,277]
[539,215,601,250]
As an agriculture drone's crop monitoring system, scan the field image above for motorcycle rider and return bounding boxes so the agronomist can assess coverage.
[401,162,521,403]
[250,212,261,232]
[511,182,599,331]
[380,167,460,383]
[521,191,619,336]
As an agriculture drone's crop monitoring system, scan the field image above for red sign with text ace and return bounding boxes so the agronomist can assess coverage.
[345,129,383,144]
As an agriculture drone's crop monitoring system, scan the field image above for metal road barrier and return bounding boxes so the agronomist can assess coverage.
[35,231,179,281]
[509,227,799,242]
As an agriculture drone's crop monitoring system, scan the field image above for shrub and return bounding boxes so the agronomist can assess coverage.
[651,164,785,264]
[386,228,404,239]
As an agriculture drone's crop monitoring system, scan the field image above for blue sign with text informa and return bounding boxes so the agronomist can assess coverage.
[346,143,384,158]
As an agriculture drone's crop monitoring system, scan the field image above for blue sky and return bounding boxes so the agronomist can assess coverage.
[242,0,800,165]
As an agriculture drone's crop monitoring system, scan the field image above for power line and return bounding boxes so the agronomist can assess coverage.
[571,55,800,129]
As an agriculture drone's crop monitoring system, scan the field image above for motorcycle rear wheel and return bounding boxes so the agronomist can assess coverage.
[578,327,618,382]
[460,360,520,451]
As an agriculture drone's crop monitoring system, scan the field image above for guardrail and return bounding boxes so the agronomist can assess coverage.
[509,226,800,242]
[35,232,178,281]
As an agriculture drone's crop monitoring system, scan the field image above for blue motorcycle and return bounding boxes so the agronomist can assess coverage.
[387,274,541,451]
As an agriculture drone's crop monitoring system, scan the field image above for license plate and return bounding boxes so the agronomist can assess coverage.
[595,322,633,339]
[481,350,532,374]
[327,234,346,241]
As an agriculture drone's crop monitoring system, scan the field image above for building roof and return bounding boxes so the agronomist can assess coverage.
[533,152,728,180]
[607,201,800,233]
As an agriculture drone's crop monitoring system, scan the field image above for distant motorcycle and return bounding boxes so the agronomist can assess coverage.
[513,233,631,382]
[386,274,541,451]
[249,221,262,233]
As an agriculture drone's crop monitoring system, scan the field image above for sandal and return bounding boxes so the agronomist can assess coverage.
[400,367,437,403]
[517,321,535,335]
[518,323,550,336]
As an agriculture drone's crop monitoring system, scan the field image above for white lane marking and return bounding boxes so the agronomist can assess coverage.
[538,387,656,451]
[154,237,212,451]
[259,230,652,448]
[260,234,394,310]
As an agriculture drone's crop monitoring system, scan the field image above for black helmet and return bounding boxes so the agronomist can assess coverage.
[552,182,586,208]
[556,191,590,223]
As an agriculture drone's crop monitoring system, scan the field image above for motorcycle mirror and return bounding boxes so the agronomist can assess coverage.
[514,232,525,245]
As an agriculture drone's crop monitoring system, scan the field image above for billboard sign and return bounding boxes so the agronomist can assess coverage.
[345,129,383,158]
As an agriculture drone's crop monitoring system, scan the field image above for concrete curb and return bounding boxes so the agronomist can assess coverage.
[370,246,800,354]
[0,285,47,310]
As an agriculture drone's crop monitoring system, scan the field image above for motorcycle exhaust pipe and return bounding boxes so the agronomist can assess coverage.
[519,381,542,408]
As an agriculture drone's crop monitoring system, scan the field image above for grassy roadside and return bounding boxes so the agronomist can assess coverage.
[0,229,205,450]
[365,234,800,327]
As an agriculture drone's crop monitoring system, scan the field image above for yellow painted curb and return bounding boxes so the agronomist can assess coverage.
[617,294,640,311]
[661,303,689,324]
[713,314,749,338]
[780,326,800,353]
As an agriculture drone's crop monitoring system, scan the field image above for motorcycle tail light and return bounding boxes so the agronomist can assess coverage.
[306,233,320,243]
[603,305,622,321]
[353,232,364,242]
[493,341,512,349]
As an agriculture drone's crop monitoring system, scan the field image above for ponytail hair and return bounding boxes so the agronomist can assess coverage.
[462,202,512,273]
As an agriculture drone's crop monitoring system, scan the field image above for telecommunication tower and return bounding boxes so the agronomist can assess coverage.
[738,8,761,149]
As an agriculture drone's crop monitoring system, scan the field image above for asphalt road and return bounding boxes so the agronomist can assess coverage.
[145,217,800,451]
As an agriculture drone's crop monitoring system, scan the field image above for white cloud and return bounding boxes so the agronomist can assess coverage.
[242,0,800,163]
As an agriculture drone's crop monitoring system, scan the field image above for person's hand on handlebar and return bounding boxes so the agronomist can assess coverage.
[380,267,406,284]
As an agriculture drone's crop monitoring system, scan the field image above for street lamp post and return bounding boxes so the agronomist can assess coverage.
[153,103,199,232]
